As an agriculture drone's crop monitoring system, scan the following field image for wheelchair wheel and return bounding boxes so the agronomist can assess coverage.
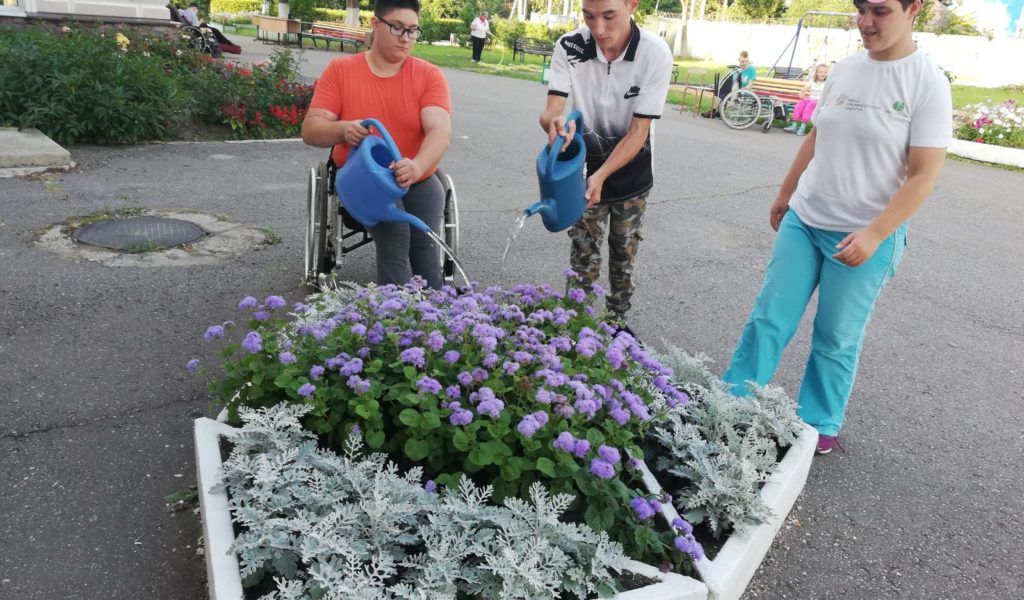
[437,169,460,285]
[720,89,761,130]
[303,163,332,286]
[181,26,211,54]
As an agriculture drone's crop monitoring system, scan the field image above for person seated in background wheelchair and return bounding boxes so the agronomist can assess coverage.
[702,50,757,119]
[301,0,452,289]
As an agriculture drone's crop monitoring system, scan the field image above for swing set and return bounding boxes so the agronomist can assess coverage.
[768,10,858,81]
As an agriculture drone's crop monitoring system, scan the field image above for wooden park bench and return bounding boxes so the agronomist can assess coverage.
[299,22,371,52]
[747,76,807,109]
[512,37,554,66]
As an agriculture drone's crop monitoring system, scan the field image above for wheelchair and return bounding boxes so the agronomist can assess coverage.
[719,80,789,133]
[303,158,461,288]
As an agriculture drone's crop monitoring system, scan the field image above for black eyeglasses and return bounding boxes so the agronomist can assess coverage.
[378,17,421,39]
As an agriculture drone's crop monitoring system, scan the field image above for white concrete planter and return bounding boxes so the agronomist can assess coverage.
[194,417,708,600]
[638,423,818,600]
[949,139,1024,168]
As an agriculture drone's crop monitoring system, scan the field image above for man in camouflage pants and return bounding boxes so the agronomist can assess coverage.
[539,0,673,327]
[568,194,647,320]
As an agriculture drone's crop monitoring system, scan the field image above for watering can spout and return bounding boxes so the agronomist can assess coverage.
[388,206,432,234]
[524,200,552,219]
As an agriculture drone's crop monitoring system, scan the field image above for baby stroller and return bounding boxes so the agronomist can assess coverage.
[167,5,242,57]
[304,154,461,288]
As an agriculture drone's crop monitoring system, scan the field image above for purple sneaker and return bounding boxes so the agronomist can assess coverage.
[816,434,845,455]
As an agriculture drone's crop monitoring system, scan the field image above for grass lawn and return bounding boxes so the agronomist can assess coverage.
[413,43,550,83]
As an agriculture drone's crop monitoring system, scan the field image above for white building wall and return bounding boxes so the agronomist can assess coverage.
[648,19,1024,87]
[23,0,169,20]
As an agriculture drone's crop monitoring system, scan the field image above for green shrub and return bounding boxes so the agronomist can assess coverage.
[185,49,314,139]
[419,16,467,42]
[491,17,525,48]
[209,0,260,15]
[0,26,188,144]
[313,7,374,26]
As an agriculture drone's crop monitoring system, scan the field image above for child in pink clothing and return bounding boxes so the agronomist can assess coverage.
[784,64,829,136]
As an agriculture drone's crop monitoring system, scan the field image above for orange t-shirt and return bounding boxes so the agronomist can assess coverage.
[309,54,451,182]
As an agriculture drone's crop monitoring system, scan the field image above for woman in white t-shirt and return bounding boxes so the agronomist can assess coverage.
[722,0,952,455]
[783,63,829,136]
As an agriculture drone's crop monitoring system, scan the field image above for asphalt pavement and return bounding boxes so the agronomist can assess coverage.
[0,37,1021,599]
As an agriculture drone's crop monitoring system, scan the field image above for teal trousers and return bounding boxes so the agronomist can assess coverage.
[723,210,906,436]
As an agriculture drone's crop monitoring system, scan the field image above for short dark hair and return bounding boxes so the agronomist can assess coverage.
[374,0,420,18]
[852,0,916,9]
[188,2,198,7]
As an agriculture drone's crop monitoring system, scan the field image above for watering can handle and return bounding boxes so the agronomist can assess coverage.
[546,110,585,174]
[360,118,402,163]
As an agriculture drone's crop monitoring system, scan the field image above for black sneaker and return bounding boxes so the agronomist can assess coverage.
[700,109,718,119]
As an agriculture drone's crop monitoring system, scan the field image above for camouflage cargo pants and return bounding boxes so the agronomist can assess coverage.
[567,193,648,321]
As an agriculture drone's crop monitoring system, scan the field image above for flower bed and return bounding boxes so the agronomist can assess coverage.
[955,99,1024,151]
[191,277,811,598]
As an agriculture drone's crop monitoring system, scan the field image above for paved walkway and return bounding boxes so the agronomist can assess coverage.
[0,37,1022,600]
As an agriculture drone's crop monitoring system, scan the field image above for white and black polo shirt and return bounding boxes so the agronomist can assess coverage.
[548,21,673,202]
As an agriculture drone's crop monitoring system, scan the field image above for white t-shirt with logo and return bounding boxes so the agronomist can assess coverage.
[789,50,952,231]
[547,22,673,202]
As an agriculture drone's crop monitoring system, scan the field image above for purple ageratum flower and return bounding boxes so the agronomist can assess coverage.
[399,347,426,369]
[567,288,587,303]
[573,439,591,459]
[445,384,461,399]
[265,295,286,310]
[241,331,262,353]
[347,375,371,394]
[503,361,520,375]
[416,376,442,395]
[238,296,257,309]
[309,365,325,380]
[297,383,316,398]
[553,431,576,452]
[628,458,641,470]
[576,337,601,358]
[609,403,631,426]
[592,283,606,296]
[471,368,488,382]
[340,358,363,376]
[554,403,575,419]
[550,336,572,352]
[424,480,437,493]
[449,407,474,426]
[253,311,270,322]
[597,445,621,464]
[574,398,599,418]
[672,517,694,536]
[292,302,309,313]
[350,424,360,436]
[479,336,498,352]
[631,497,657,521]
[367,325,385,345]
[278,351,297,365]
[204,325,225,340]
[512,351,533,363]
[457,371,473,386]
[443,350,461,364]
[477,396,504,420]
[426,331,446,351]
[350,323,367,336]
[186,358,199,373]
[590,458,615,479]
[585,306,596,316]
[482,353,499,368]
[564,268,579,278]
[535,389,553,404]
[674,535,705,560]
[358,347,370,358]
[378,298,405,313]
[515,411,549,438]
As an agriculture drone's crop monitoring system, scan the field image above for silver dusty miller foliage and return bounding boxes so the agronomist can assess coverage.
[648,345,804,536]
[215,403,627,600]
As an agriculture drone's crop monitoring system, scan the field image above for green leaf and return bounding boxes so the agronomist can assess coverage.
[586,427,606,447]
[273,372,294,388]
[452,429,471,451]
[536,457,556,477]
[585,504,615,531]
[573,468,598,496]
[500,459,522,481]
[468,446,495,467]
[404,438,429,461]
[399,408,422,427]
[399,393,420,406]
[421,411,441,430]
[365,429,385,449]
[354,404,372,418]
[403,366,418,380]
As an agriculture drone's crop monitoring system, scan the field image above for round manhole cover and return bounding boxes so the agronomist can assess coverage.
[73,216,207,251]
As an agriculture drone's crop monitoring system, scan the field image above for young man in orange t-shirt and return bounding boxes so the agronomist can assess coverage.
[302,0,452,289]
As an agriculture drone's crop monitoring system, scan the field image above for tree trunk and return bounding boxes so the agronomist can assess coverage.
[346,0,360,26]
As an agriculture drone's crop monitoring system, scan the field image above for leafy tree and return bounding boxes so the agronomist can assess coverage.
[731,0,785,20]
[784,0,855,27]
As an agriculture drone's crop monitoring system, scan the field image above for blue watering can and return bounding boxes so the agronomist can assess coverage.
[334,118,431,233]
[524,110,587,233]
